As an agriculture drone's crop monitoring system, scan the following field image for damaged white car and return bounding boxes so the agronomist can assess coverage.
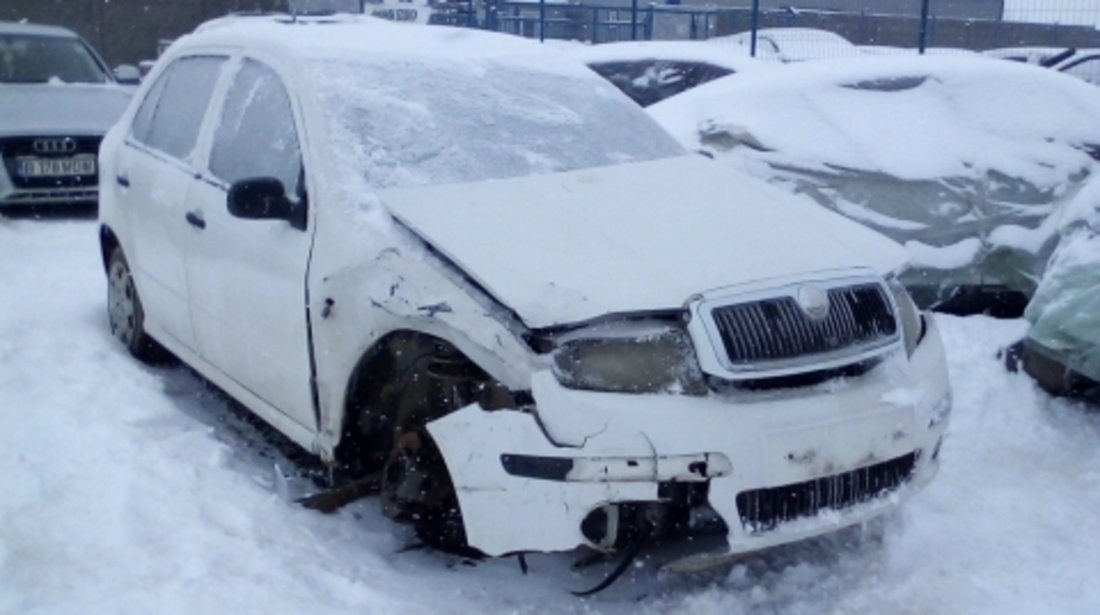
[98,16,951,574]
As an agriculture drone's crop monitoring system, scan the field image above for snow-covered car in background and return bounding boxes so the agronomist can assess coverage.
[984,47,1100,87]
[98,15,951,568]
[650,55,1100,313]
[571,40,760,107]
[1020,178,1100,401]
[708,27,861,62]
[0,21,133,211]
[1052,49,1100,86]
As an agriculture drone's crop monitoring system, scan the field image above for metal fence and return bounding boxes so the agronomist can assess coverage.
[3,0,1100,65]
[466,0,1100,57]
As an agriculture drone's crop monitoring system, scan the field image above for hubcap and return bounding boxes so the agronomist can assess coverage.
[108,260,137,346]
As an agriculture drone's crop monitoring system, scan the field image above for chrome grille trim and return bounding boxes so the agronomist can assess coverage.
[692,275,901,379]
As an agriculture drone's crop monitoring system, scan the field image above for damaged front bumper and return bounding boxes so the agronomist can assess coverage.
[427,315,952,558]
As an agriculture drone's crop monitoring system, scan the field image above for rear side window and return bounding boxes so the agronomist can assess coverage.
[209,59,302,196]
[131,56,226,161]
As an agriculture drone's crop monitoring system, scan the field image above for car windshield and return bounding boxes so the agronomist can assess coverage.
[310,58,685,189]
[0,33,109,84]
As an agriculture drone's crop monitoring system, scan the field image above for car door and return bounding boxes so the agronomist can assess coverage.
[184,57,317,431]
[115,55,228,352]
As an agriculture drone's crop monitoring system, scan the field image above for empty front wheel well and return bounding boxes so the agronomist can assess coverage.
[334,331,514,476]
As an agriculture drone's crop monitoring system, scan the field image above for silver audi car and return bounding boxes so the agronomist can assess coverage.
[0,21,132,211]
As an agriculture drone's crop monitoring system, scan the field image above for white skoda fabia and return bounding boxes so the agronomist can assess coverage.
[98,15,951,570]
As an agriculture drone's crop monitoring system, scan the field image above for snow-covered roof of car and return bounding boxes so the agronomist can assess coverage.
[181,14,592,77]
[708,27,860,61]
[982,46,1074,64]
[0,21,80,38]
[570,40,761,73]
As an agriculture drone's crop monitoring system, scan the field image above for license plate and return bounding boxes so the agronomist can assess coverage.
[17,156,97,178]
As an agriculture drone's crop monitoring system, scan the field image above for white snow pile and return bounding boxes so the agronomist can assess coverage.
[3,219,1100,614]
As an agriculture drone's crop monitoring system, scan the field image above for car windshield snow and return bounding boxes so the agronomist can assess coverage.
[0,33,109,84]
[310,58,685,189]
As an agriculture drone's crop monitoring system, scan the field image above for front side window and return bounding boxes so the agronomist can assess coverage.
[209,59,302,197]
[131,56,226,161]
[0,33,108,84]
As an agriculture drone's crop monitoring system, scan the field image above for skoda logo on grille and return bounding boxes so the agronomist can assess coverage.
[33,138,77,155]
[796,285,831,321]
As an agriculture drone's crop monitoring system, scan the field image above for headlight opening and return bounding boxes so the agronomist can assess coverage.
[552,326,706,395]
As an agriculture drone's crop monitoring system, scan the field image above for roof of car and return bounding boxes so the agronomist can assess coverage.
[181,14,591,77]
[0,21,79,38]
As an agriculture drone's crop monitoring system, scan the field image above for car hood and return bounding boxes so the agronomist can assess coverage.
[0,84,131,137]
[379,155,907,329]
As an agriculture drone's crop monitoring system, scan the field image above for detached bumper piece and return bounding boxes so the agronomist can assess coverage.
[736,452,917,532]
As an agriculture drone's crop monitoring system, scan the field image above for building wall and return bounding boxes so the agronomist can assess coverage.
[749,0,1004,20]
[0,0,287,66]
[711,7,1100,50]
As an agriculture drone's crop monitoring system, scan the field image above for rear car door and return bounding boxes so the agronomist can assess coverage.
[115,55,227,351]
[184,57,317,431]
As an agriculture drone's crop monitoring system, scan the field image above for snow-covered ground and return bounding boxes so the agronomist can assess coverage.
[2,217,1099,614]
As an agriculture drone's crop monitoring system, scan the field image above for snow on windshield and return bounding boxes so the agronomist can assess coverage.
[309,58,684,189]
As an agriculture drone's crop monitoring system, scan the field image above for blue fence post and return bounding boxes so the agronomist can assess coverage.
[750,0,760,57]
[539,0,546,42]
[631,0,639,41]
[918,0,930,54]
[646,3,654,40]
[591,7,599,43]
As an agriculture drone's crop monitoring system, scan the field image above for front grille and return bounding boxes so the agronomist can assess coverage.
[710,283,897,368]
[736,452,916,532]
[1,136,101,189]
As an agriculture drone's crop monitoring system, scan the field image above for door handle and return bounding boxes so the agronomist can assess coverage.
[116,174,130,187]
[185,210,206,230]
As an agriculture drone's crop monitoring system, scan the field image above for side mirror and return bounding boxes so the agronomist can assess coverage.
[113,64,141,85]
[227,177,306,231]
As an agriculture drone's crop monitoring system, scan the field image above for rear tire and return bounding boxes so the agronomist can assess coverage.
[107,248,169,363]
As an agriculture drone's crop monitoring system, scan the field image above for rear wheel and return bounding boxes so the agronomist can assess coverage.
[107,248,168,362]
